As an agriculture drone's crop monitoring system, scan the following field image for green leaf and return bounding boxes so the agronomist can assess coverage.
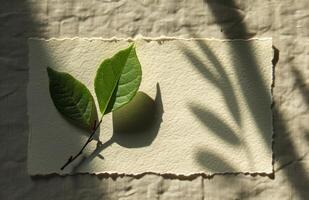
[94,44,142,114]
[105,46,142,114]
[47,67,97,131]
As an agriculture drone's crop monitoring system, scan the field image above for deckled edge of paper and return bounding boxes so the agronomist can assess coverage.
[30,170,274,179]
[28,36,272,42]
[270,45,278,177]
[27,37,274,177]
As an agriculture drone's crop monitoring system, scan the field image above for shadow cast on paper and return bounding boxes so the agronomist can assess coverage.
[180,0,309,198]
[183,0,272,173]
[189,104,241,146]
[196,150,236,172]
[182,41,241,127]
[112,86,163,148]
[72,83,163,171]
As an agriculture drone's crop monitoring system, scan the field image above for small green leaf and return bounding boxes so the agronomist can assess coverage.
[47,67,97,131]
[95,44,142,114]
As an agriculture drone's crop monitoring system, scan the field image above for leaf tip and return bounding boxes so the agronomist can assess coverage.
[128,43,135,50]
[46,66,51,72]
[46,67,55,78]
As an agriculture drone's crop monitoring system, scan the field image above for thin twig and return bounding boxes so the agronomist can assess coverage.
[60,118,103,170]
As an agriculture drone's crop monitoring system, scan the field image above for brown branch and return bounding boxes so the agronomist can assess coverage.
[60,118,103,170]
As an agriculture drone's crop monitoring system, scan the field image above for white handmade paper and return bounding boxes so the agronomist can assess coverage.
[27,38,273,175]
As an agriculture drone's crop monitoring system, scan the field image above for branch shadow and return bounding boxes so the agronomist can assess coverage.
[182,0,309,198]
[182,41,241,126]
[181,40,255,172]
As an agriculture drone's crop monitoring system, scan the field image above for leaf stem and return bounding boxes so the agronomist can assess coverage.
[60,117,103,170]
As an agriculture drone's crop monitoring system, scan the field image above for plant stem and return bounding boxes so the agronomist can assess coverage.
[60,117,103,170]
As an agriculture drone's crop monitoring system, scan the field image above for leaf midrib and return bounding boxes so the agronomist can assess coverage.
[96,46,134,115]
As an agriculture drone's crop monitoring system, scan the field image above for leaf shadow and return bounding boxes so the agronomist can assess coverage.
[205,0,271,143]
[182,42,241,126]
[291,66,309,105]
[112,83,163,148]
[72,83,163,171]
[189,104,241,146]
[196,150,236,172]
[183,0,273,174]
[182,0,309,198]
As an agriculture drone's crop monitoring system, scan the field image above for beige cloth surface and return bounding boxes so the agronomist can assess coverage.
[0,0,308,199]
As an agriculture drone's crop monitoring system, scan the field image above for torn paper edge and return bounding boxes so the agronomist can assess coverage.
[28,36,272,42]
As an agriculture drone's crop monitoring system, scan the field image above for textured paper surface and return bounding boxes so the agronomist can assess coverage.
[27,38,273,175]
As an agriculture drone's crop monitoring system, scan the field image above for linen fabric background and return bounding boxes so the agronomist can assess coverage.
[0,0,308,199]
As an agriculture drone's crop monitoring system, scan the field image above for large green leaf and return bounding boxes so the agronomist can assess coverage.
[47,67,97,131]
[105,46,142,114]
[94,44,142,114]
